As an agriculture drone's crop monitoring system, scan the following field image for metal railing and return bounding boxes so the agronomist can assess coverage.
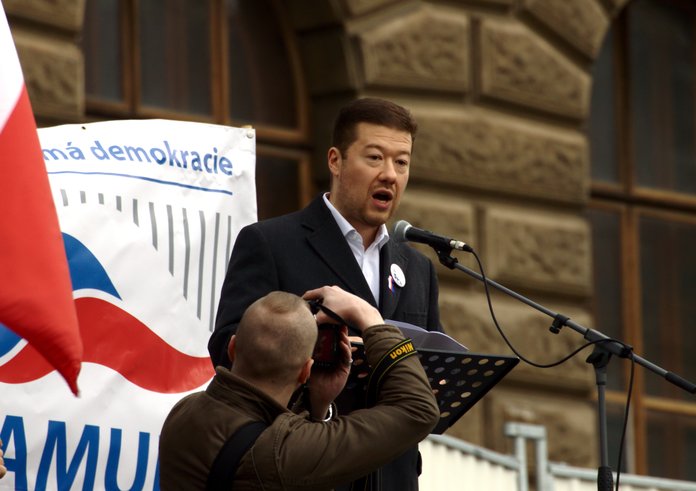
[420,432,524,491]
[419,423,696,491]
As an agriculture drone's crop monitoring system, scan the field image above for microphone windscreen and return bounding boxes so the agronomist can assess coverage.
[392,220,411,243]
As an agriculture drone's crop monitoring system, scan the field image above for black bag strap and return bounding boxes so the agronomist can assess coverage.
[206,421,268,491]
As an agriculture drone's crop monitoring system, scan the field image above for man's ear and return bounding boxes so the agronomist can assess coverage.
[298,358,313,385]
[227,335,237,364]
[327,147,341,176]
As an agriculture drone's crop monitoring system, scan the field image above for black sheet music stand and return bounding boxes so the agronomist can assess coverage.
[342,321,519,434]
[418,349,518,434]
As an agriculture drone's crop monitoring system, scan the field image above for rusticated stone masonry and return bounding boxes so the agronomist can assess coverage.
[412,109,588,204]
[522,0,610,58]
[12,30,83,121]
[356,9,470,92]
[480,19,590,119]
[5,0,85,121]
[4,0,85,31]
[484,207,592,296]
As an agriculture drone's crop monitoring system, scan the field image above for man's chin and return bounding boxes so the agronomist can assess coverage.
[365,210,393,228]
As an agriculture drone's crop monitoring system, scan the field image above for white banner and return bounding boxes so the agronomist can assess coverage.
[0,119,256,490]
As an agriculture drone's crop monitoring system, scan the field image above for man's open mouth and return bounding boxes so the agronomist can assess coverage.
[372,191,393,203]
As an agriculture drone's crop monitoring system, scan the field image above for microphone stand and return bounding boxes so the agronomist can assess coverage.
[432,246,696,491]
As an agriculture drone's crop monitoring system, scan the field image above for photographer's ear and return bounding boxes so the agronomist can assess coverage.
[298,358,313,385]
[227,335,237,365]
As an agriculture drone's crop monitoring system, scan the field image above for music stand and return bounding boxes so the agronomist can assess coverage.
[343,320,519,434]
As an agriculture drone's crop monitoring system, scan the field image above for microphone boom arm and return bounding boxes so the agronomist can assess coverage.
[432,248,696,393]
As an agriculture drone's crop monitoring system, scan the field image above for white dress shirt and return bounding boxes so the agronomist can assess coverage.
[323,193,389,305]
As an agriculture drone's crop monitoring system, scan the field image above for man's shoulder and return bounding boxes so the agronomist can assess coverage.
[160,391,207,441]
[242,195,331,235]
[248,208,304,230]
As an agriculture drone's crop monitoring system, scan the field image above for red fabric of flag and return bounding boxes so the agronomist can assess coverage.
[0,5,82,395]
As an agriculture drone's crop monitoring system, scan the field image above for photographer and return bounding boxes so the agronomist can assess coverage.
[159,285,439,490]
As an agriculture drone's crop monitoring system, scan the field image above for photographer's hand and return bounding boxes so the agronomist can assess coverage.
[306,325,352,421]
[303,286,385,421]
[303,285,384,333]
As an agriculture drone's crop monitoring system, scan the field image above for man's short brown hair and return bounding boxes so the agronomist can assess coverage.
[331,98,418,157]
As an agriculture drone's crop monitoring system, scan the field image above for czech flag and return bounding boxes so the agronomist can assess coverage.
[0,3,82,395]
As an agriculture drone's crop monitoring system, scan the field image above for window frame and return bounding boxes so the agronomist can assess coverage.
[589,0,696,478]
[82,0,314,219]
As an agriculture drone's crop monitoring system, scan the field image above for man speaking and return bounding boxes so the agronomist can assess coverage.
[209,97,443,490]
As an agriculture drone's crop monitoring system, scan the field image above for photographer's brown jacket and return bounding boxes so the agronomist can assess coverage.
[159,324,439,490]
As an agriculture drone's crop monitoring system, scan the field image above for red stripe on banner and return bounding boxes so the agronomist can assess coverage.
[0,298,214,393]
[0,343,53,384]
[0,83,83,395]
[77,297,214,392]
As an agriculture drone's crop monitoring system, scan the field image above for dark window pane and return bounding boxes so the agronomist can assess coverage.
[589,31,619,184]
[587,209,624,390]
[139,0,211,114]
[646,410,696,480]
[226,0,297,127]
[640,215,696,400]
[629,0,696,194]
[256,155,301,219]
[83,0,122,102]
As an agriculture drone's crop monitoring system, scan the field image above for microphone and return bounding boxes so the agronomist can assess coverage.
[392,220,473,253]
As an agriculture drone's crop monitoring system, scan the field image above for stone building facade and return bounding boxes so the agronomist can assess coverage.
[5,0,633,469]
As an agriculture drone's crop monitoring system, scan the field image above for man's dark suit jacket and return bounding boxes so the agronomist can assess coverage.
[209,194,443,491]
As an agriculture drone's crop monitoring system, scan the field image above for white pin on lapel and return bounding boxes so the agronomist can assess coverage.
[390,263,406,288]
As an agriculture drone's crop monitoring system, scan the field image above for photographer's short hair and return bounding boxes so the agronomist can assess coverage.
[235,292,317,384]
[331,98,418,157]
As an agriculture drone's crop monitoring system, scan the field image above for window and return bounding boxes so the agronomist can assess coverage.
[82,0,312,219]
[588,0,696,480]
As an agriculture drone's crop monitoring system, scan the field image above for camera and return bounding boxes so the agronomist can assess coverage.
[313,323,342,369]
[307,298,345,369]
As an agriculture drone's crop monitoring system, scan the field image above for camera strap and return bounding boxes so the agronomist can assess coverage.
[365,338,417,407]
[307,299,361,335]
